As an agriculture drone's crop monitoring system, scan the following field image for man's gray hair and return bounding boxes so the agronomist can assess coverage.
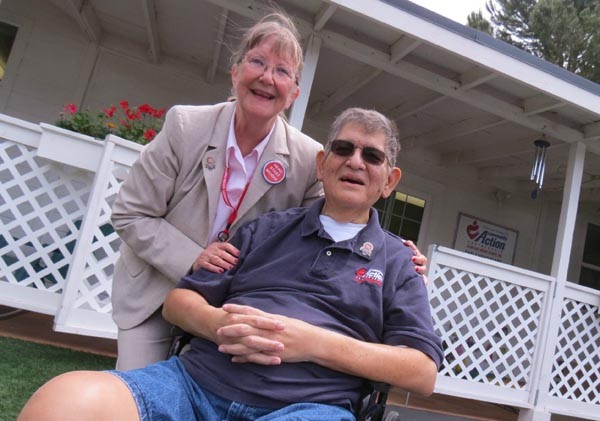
[325,108,400,167]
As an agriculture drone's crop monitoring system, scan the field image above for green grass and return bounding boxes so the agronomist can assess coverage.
[0,337,116,421]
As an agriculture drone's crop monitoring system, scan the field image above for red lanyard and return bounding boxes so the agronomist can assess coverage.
[217,166,250,242]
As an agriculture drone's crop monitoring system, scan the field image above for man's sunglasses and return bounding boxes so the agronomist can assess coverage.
[330,139,387,166]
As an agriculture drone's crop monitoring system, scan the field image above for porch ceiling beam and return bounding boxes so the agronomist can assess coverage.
[206,9,229,84]
[459,66,497,90]
[522,94,565,116]
[387,93,446,121]
[204,0,597,153]
[142,0,160,63]
[390,35,421,62]
[62,0,102,43]
[583,121,600,140]
[313,68,382,113]
[314,34,419,113]
[403,116,506,149]
[318,29,588,147]
[314,4,337,31]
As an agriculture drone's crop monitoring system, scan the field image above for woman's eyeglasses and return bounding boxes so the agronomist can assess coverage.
[330,139,387,166]
[245,55,296,84]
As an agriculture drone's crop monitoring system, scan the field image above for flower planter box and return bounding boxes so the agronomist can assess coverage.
[38,123,105,172]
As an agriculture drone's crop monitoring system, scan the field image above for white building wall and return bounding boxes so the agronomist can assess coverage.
[405,175,542,272]
[0,0,232,127]
[0,0,90,124]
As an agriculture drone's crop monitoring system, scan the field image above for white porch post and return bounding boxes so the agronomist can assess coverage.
[518,141,586,421]
[54,139,116,336]
[288,34,322,130]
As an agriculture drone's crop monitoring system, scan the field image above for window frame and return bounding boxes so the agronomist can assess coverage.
[374,185,431,250]
[0,10,33,112]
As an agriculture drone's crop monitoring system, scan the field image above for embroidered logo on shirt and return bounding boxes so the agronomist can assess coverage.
[354,267,384,286]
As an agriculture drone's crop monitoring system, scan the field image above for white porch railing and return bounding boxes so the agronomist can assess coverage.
[427,246,600,420]
[0,114,598,419]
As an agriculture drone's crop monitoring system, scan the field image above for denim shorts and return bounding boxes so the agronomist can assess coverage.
[109,357,355,421]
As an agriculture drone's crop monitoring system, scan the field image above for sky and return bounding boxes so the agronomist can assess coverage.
[408,0,490,24]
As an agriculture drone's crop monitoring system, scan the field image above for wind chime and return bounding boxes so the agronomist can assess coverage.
[530,139,550,199]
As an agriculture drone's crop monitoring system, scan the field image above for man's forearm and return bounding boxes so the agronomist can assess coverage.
[308,327,438,395]
[163,288,221,342]
[218,304,438,395]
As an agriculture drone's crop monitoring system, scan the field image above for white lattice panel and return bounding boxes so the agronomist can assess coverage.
[70,171,124,314]
[428,247,550,400]
[0,139,93,311]
[550,297,600,405]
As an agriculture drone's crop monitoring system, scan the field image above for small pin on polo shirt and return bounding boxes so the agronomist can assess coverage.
[359,241,374,258]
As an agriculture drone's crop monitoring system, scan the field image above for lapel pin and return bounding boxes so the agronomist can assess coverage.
[360,242,373,258]
[206,156,216,170]
[262,160,286,185]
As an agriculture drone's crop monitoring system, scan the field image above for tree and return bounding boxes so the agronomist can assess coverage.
[467,0,600,83]
[485,0,537,51]
[529,0,600,82]
[467,10,493,34]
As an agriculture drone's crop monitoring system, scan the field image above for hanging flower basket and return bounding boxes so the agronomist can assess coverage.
[54,101,166,145]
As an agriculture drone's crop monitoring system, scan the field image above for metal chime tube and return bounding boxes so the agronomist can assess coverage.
[530,139,550,190]
[537,145,548,188]
[530,146,541,180]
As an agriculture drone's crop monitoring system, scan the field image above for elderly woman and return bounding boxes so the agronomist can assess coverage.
[110,11,427,370]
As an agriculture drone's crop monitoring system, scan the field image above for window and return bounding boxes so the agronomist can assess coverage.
[579,223,600,291]
[374,191,426,243]
[0,21,18,81]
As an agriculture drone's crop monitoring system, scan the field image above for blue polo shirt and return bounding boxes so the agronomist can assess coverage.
[177,199,443,411]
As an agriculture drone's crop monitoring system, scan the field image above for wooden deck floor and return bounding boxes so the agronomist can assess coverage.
[0,305,117,357]
[0,305,518,420]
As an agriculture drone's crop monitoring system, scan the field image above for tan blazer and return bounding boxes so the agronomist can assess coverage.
[111,102,323,329]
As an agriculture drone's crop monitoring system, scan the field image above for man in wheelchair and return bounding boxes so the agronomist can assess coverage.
[20,108,443,421]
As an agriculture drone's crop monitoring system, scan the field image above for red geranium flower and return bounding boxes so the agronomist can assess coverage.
[143,128,157,141]
[138,103,153,115]
[56,100,165,146]
[64,103,77,114]
[103,105,117,117]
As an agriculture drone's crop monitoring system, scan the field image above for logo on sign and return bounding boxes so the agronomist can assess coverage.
[467,221,479,239]
[466,221,507,252]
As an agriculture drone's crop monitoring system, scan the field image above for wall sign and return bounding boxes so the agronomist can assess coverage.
[453,213,518,264]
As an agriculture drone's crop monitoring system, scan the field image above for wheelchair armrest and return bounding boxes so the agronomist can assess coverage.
[168,329,193,358]
[357,381,391,421]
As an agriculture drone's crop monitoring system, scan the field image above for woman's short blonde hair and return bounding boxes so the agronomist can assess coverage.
[230,11,304,83]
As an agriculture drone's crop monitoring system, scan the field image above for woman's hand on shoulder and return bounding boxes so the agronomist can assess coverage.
[192,241,240,273]
[403,240,429,285]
